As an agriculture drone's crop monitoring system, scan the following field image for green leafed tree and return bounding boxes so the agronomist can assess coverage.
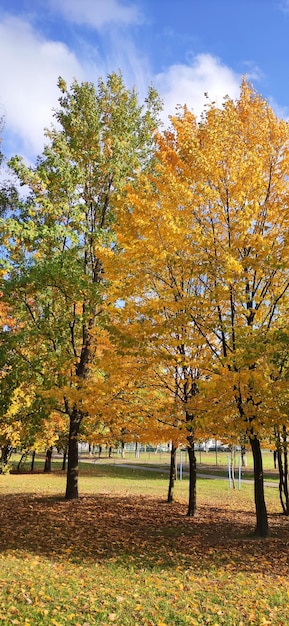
[2,72,162,499]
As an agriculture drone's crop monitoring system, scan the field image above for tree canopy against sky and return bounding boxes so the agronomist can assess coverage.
[106,80,289,536]
[1,72,162,499]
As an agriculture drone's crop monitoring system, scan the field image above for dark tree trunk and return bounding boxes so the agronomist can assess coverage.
[1,445,12,465]
[17,452,27,471]
[276,427,289,515]
[44,447,53,473]
[62,447,67,471]
[30,450,36,471]
[167,443,177,503]
[109,446,112,458]
[250,436,269,537]
[283,426,289,512]
[187,435,196,517]
[230,446,236,490]
[241,445,247,467]
[65,410,81,500]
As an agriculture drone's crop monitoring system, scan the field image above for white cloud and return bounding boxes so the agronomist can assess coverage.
[0,13,245,166]
[0,16,84,159]
[155,53,241,123]
[48,0,143,28]
[0,7,149,162]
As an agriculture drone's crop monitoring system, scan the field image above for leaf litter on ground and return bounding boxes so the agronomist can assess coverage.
[0,471,289,625]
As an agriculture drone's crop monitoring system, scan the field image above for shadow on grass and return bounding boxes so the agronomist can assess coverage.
[78,462,170,480]
[1,491,289,576]
[11,463,171,480]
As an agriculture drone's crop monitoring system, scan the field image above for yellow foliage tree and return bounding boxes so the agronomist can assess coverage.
[108,80,289,536]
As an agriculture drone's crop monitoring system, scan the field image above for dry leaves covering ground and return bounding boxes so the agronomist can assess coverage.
[0,470,289,625]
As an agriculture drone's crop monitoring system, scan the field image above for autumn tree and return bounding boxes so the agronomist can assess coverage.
[104,116,211,516]
[175,81,289,537]
[108,80,289,536]
[2,72,162,499]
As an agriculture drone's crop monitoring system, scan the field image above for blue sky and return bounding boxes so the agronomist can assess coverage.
[1,0,289,163]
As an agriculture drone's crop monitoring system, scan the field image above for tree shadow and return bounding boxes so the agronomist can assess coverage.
[1,492,289,575]
[78,463,172,480]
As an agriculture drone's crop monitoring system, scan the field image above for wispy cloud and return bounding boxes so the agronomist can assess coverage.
[47,0,144,28]
[268,97,289,121]
[241,60,264,83]
[279,0,289,12]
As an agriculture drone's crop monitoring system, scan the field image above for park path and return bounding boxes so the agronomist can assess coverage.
[80,457,278,488]
[117,463,278,488]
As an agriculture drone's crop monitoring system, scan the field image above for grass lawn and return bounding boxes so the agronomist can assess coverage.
[0,463,289,625]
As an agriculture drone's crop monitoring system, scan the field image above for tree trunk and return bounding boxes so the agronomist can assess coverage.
[187,435,196,517]
[276,427,289,515]
[230,446,236,490]
[250,436,269,537]
[62,447,67,471]
[167,443,177,503]
[241,445,247,467]
[44,447,53,473]
[1,445,12,465]
[17,452,27,471]
[30,450,36,471]
[283,426,289,513]
[65,411,81,499]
